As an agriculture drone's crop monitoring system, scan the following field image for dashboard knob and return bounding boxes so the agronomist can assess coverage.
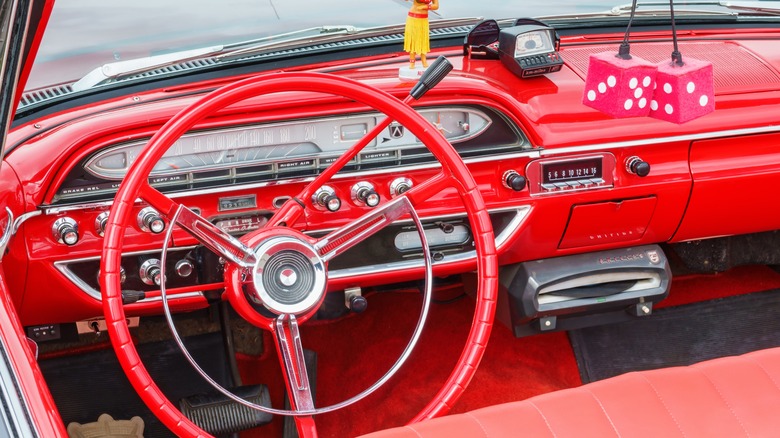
[94,211,109,237]
[139,258,163,286]
[352,181,380,207]
[137,207,165,233]
[312,185,341,212]
[626,156,651,177]
[348,295,368,313]
[52,217,79,246]
[503,170,527,191]
[175,259,194,278]
[389,177,413,197]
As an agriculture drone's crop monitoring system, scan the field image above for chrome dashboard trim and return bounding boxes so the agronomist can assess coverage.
[328,205,530,280]
[53,206,530,299]
[540,125,780,156]
[53,245,204,302]
[41,150,542,214]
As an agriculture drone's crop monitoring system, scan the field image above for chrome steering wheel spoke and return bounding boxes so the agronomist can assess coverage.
[172,205,257,268]
[275,314,315,413]
[315,196,415,262]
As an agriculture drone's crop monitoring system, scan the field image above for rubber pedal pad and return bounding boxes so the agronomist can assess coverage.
[179,384,273,436]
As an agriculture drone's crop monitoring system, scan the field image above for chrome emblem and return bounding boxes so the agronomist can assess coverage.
[647,250,661,265]
[279,268,297,287]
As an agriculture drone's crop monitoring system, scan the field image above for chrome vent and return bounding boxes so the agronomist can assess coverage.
[18,84,74,109]
[124,58,219,81]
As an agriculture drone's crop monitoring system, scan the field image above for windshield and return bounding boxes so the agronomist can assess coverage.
[26,0,777,93]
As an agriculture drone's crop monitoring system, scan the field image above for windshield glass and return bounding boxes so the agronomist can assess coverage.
[25,0,761,92]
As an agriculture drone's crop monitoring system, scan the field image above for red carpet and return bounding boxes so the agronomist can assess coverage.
[237,265,780,437]
[239,285,580,437]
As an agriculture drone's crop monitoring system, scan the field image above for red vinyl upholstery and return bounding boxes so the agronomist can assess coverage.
[363,347,780,437]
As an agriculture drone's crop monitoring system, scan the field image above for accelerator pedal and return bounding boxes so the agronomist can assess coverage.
[179,384,273,436]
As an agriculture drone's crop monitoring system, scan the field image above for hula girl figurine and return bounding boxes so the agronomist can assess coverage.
[404,0,440,69]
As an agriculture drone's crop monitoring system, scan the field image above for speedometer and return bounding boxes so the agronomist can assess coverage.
[83,108,491,180]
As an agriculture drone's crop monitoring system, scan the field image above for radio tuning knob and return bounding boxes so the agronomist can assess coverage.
[52,217,79,246]
[312,185,341,212]
[137,207,165,233]
[389,177,413,197]
[626,156,651,177]
[503,170,527,191]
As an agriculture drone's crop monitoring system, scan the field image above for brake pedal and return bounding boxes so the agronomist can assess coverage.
[179,384,273,435]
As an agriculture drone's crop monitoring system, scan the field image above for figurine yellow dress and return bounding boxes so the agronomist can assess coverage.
[404,0,439,68]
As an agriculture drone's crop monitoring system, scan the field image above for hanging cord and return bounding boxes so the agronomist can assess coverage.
[669,0,684,65]
[617,0,640,59]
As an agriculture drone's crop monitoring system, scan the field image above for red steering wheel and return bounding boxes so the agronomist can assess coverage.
[100,71,497,437]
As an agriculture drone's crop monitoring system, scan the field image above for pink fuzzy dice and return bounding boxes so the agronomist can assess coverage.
[649,57,714,124]
[582,52,657,118]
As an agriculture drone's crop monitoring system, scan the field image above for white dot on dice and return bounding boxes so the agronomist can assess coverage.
[587,90,596,101]
[639,98,647,108]
[665,104,674,115]
[634,88,643,99]
[624,99,633,110]
[608,76,616,87]
[700,95,709,106]
[643,76,651,87]
[629,78,638,89]
[687,82,695,93]
[651,100,658,111]
[598,83,607,93]
[664,83,672,94]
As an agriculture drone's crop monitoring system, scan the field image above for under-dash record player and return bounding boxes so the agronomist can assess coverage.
[498,245,670,337]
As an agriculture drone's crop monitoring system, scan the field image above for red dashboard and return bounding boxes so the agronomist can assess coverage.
[6,29,780,329]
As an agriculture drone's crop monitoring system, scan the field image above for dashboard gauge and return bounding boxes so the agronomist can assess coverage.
[83,107,492,181]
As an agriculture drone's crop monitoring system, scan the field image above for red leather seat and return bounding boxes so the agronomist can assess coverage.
[363,347,780,437]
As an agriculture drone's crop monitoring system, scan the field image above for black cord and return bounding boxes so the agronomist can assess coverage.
[617,0,640,59]
[669,0,684,65]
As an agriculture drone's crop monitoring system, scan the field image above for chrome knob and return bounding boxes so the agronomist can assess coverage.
[52,217,79,246]
[139,258,163,286]
[626,156,651,177]
[175,259,194,278]
[137,207,165,234]
[312,185,341,212]
[389,177,413,197]
[352,181,380,207]
[94,211,109,237]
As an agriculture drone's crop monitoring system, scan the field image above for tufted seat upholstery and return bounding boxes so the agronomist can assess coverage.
[363,347,780,437]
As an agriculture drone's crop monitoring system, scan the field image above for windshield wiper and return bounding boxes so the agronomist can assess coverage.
[70,25,362,91]
[72,46,223,92]
[70,20,485,92]
[215,18,482,63]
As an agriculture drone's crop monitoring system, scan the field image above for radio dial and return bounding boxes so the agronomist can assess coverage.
[626,156,651,177]
[503,170,527,191]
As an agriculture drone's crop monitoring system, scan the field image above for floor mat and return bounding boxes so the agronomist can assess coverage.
[39,332,230,438]
[569,289,780,383]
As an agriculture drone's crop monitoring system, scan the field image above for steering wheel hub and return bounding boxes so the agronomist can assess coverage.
[252,236,326,315]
